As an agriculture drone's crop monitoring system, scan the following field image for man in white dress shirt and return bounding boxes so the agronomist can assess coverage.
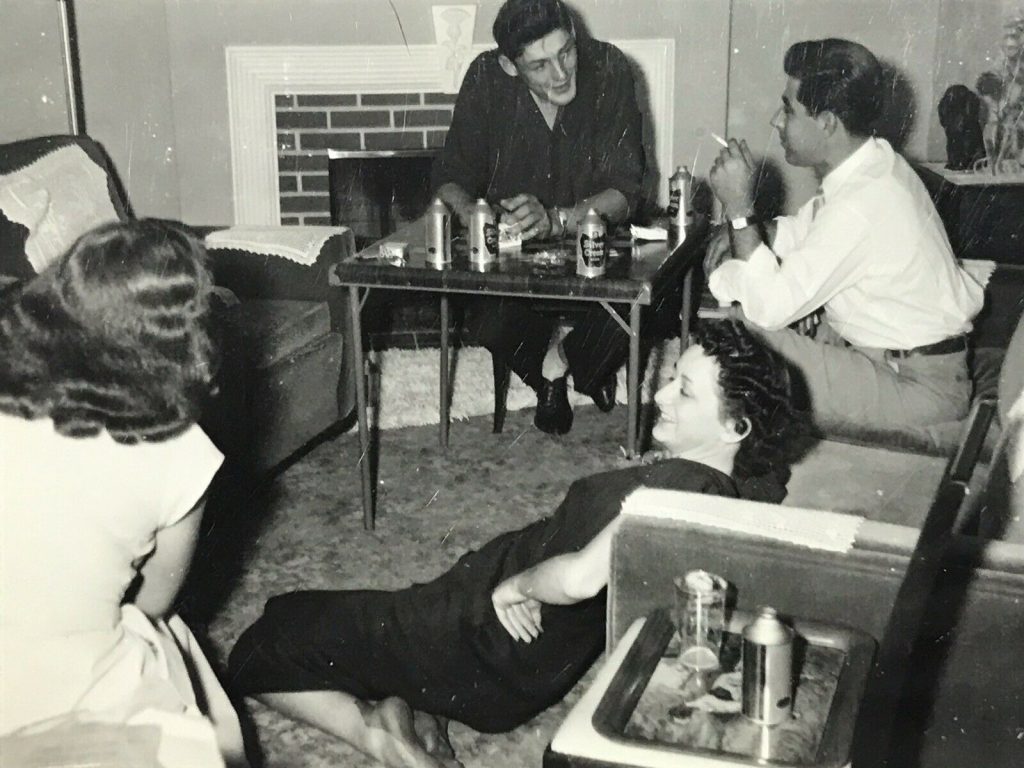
[704,37,985,434]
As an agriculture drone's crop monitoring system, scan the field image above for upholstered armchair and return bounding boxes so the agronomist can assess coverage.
[0,134,355,472]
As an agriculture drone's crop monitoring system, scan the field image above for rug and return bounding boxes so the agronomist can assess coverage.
[192,399,948,768]
[373,340,681,430]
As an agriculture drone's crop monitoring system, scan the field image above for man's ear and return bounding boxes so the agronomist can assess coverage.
[722,416,752,445]
[816,110,840,137]
[498,54,519,78]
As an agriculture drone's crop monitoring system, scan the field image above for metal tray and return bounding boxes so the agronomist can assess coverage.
[592,609,875,767]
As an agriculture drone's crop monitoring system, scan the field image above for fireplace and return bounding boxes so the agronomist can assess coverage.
[225,40,676,226]
[326,149,437,246]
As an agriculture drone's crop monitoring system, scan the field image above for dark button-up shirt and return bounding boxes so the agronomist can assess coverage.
[431,36,646,215]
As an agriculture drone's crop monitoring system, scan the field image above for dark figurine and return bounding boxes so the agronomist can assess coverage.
[938,84,986,170]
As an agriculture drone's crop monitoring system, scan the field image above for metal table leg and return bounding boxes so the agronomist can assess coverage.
[348,286,374,530]
[627,301,641,458]
[439,295,450,450]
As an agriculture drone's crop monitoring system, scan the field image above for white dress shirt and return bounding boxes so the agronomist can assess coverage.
[709,138,985,349]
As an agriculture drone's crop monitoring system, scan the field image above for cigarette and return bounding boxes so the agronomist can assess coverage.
[710,132,729,147]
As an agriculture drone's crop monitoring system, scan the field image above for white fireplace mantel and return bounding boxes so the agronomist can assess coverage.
[226,40,674,224]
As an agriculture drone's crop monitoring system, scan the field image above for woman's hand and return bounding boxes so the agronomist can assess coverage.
[492,577,543,643]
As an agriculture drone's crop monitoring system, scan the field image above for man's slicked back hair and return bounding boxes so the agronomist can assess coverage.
[492,0,573,61]
[783,38,883,137]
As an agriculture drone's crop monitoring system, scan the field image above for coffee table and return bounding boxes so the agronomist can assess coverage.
[334,217,707,529]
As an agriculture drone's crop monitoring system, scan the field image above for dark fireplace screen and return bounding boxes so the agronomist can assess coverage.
[328,149,437,248]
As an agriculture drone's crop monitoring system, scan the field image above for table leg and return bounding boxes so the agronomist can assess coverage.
[680,270,694,351]
[439,295,450,450]
[348,286,374,530]
[627,301,641,458]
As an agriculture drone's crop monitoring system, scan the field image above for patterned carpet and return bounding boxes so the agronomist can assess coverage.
[187,403,646,768]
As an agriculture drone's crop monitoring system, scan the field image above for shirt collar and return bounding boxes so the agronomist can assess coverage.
[820,136,886,199]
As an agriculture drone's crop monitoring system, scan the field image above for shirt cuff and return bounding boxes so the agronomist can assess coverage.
[708,243,779,305]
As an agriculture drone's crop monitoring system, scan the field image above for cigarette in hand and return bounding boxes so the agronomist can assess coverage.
[710,132,729,148]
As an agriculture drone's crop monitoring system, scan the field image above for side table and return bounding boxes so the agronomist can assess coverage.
[916,162,1024,265]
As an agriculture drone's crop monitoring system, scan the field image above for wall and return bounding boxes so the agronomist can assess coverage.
[3,1,1014,222]
[0,0,72,140]
[158,0,728,224]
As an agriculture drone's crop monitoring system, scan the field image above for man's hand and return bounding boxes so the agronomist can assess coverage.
[492,577,543,643]
[709,138,757,218]
[499,194,552,241]
[703,225,732,276]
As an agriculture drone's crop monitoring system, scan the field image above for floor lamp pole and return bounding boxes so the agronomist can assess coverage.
[57,0,83,135]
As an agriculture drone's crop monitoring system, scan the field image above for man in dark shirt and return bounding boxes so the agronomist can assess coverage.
[431,0,660,436]
[228,320,799,768]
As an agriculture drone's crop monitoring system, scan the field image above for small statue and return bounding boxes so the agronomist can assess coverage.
[938,85,986,170]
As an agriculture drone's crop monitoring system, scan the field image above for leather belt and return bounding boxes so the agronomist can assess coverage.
[887,335,968,359]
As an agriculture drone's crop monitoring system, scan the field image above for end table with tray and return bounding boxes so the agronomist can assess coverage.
[544,609,874,768]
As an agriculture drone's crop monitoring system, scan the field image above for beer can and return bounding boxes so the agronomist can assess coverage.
[425,197,451,267]
[667,165,693,244]
[468,198,498,266]
[741,606,793,725]
[576,207,606,278]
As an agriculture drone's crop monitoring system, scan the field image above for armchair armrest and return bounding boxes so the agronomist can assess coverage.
[201,225,354,306]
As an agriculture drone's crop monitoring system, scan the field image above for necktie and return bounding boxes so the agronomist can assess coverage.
[811,188,826,220]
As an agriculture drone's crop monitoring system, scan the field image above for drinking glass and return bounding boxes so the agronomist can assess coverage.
[674,569,728,700]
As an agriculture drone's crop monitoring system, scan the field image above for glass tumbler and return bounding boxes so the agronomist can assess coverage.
[674,569,728,699]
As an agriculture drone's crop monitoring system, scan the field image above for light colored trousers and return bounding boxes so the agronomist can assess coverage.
[756,323,972,434]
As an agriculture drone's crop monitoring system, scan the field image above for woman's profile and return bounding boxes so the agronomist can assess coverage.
[0,219,247,766]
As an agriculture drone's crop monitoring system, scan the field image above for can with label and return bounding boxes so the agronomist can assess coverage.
[425,197,451,267]
[667,165,693,241]
[742,606,793,725]
[468,198,498,267]
[576,208,607,278]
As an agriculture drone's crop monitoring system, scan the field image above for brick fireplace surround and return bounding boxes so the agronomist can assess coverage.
[226,42,674,227]
[275,91,454,226]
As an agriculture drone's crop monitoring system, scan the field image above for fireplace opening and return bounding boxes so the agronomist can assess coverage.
[327,149,437,249]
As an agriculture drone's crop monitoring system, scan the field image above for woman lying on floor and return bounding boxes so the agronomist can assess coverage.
[228,319,800,768]
[0,220,247,767]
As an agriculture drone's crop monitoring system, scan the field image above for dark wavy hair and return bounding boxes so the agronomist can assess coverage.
[0,219,215,444]
[784,38,883,137]
[493,0,573,61]
[694,319,799,479]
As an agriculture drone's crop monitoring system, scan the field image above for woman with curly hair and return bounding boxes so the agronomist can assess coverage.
[228,319,799,768]
[0,220,246,766]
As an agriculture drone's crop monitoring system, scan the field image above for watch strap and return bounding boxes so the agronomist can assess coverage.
[729,215,761,231]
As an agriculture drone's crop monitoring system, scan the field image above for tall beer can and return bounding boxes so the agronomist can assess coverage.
[667,165,693,243]
[468,198,497,267]
[576,208,606,278]
[425,197,451,267]
[741,606,793,725]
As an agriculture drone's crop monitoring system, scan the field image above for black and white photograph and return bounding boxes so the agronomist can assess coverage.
[2,1,1022,766]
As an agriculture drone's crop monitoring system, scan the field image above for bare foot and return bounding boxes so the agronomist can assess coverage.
[413,711,457,761]
[362,697,462,768]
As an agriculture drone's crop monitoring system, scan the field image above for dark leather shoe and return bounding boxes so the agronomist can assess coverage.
[590,374,617,413]
[534,377,573,435]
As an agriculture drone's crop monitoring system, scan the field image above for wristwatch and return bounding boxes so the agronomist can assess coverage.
[728,215,761,231]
